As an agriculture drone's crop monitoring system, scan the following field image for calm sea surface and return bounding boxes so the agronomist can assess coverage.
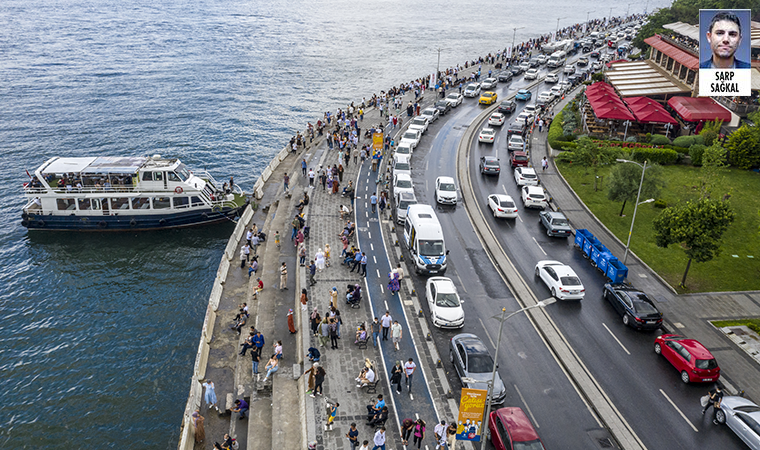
[0,0,671,447]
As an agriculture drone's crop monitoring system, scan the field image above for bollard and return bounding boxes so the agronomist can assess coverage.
[400,255,404,262]
[418,309,424,318]
[395,240,399,246]
[436,359,442,368]
[427,333,432,341]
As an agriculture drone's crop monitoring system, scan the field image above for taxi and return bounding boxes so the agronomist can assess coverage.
[479,91,498,105]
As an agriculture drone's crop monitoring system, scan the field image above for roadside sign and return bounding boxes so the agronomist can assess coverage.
[455,388,487,441]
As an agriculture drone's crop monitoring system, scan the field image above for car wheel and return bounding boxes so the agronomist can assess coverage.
[715,409,726,424]
[449,350,454,364]
[547,229,553,237]
[622,314,630,326]
[493,209,498,218]
[680,370,690,384]
[551,288,557,299]
[654,343,661,354]
[535,267,540,278]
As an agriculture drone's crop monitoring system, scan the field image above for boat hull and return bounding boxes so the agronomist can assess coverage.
[21,202,248,231]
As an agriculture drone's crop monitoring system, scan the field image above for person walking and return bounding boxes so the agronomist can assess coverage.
[380,312,392,341]
[192,410,205,443]
[303,362,318,394]
[309,260,317,286]
[401,418,415,446]
[312,364,326,397]
[372,427,386,450]
[346,422,360,450]
[308,168,315,187]
[434,421,447,450]
[391,361,404,394]
[370,192,378,213]
[338,164,344,183]
[412,419,426,449]
[387,271,400,295]
[360,252,368,277]
[240,244,250,269]
[326,402,339,431]
[378,193,386,217]
[315,248,326,272]
[371,317,380,347]
[391,321,403,351]
[301,159,308,176]
[279,262,288,290]
[283,173,290,193]
[202,380,219,412]
[319,317,330,348]
[310,309,321,336]
[404,358,417,393]
[324,243,331,267]
[542,156,549,172]
[329,318,339,349]
[446,422,457,450]
[538,118,544,132]
[287,309,297,334]
[702,385,724,424]
[299,244,307,266]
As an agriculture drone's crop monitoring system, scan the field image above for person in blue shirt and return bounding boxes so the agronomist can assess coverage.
[252,330,265,355]
[360,253,368,277]
[232,398,248,420]
[370,193,378,213]
[366,394,385,421]
[350,250,362,273]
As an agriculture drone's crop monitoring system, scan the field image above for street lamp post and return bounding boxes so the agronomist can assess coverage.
[622,120,631,141]
[664,122,674,138]
[616,159,655,265]
[511,27,525,63]
[479,298,556,449]
[556,17,567,40]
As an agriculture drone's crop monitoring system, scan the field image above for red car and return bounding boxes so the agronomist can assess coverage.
[654,334,720,384]
[509,151,529,168]
[489,407,546,450]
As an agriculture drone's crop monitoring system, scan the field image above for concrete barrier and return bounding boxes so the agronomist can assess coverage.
[202,305,216,343]
[193,336,210,380]
[261,165,274,183]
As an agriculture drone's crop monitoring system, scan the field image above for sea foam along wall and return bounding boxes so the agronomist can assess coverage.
[175,145,291,449]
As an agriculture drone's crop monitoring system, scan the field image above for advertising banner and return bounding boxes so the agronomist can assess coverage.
[372,132,383,152]
[455,388,487,441]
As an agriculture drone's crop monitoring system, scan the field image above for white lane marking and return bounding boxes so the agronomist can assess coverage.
[660,389,699,433]
[531,237,547,256]
[384,300,389,310]
[411,394,415,401]
[454,272,468,293]
[602,323,631,355]
[376,269,381,278]
[380,285,385,294]
[516,213,523,223]
[368,231,371,239]
[425,160,429,171]
[501,184,509,195]
[370,243,374,251]
[364,194,368,199]
[426,179,429,191]
[478,318,497,349]
[365,211,369,218]
[415,413,420,420]
[514,384,539,428]
[373,256,377,264]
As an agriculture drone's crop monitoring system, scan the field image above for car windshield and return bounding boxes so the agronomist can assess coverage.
[552,218,568,226]
[633,300,658,315]
[467,353,494,373]
[396,147,410,154]
[486,161,499,167]
[735,405,760,413]
[695,358,718,370]
[435,101,447,107]
[396,180,412,188]
[514,155,528,162]
[399,200,416,209]
[560,276,582,286]
[436,293,461,307]
[395,163,410,171]
[523,173,536,179]
[419,239,444,256]
[500,199,515,208]
[447,94,458,100]
[403,132,417,140]
[412,119,426,126]
[440,183,455,191]
[465,86,476,91]
[481,130,494,136]
[513,440,546,450]
[422,110,433,116]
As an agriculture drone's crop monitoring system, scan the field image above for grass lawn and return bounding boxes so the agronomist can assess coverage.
[712,319,760,335]
[556,162,760,293]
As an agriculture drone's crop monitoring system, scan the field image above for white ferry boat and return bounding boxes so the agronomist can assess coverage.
[21,155,249,231]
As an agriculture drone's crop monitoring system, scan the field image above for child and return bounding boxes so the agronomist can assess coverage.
[324,243,331,267]
[274,231,280,249]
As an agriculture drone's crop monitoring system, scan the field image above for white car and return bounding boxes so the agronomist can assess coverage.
[487,194,518,219]
[558,81,571,92]
[521,185,547,209]
[536,54,548,64]
[478,128,496,144]
[409,116,429,134]
[463,83,481,98]
[480,77,498,89]
[394,143,412,157]
[445,93,463,107]
[393,173,414,197]
[514,167,538,186]
[516,111,534,126]
[399,129,421,150]
[519,61,531,71]
[545,73,559,83]
[537,91,554,105]
[425,277,465,328]
[392,154,412,179]
[524,68,539,80]
[507,135,525,152]
[523,104,538,117]
[488,113,506,127]
[535,260,585,300]
[421,108,439,123]
[550,85,563,98]
[435,176,458,205]
[563,64,576,74]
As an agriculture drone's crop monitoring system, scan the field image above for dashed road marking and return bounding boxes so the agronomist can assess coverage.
[373,256,377,264]
[660,389,699,433]
[602,323,631,355]
[376,269,381,278]
[532,237,547,256]
[370,243,374,251]
[385,300,390,310]
[514,384,539,428]
[478,317,497,349]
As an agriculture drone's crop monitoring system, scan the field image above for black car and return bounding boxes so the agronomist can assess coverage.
[497,100,516,114]
[529,57,540,67]
[434,100,451,116]
[509,65,523,76]
[603,284,664,330]
[497,71,513,82]
[479,156,500,175]
[506,120,526,137]
[569,73,585,85]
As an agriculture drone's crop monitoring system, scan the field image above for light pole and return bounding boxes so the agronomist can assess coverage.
[436,47,443,89]
[556,17,567,40]
[511,26,525,62]
[616,159,655,265]
[664,122,674,138]
[622,120,631,141]
[479,298,556,448]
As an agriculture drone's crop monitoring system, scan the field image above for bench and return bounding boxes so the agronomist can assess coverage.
[355,327,370,349]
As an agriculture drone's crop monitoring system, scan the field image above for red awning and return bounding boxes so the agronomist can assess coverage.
[644,35,698,70]
[624,97,678,124]
[667,97,732,123]
[585,82,636,121]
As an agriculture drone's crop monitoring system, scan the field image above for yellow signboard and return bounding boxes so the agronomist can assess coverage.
[372,132,384,152]
[456,388,487,441]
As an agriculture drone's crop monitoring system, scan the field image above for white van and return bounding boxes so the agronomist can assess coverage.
[547,51,567,68]
[403,204,448,275]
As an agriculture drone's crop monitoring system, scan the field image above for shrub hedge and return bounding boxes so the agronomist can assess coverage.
[548,111,565,149]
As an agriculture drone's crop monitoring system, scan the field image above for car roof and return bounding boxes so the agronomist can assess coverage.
[395,173,412,181]
[482,156,498,162]
[395,154,411,163]
[437,176,455,184]
[518,167,535,174]
[525,185,543,194]
[429,277,457,294]
[491,194,515,204]
[660,336,714,359]
[490,113,504,118]
[542,211,566,220]
[466,83,478,88]
[398,191,416,201]
[509,135,524,141]
[458,336,488,354]
[493,408,541,443]
[517,89,529,93]
[482,91,495,96]
[423,107,437,113]
[481,128,494,133]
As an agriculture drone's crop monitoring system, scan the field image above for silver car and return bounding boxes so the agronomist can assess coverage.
[450,333,506,404]
[715,396,760,449]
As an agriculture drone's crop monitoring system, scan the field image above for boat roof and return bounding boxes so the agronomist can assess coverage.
[40,156,177,174]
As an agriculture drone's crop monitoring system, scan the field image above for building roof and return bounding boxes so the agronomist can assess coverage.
[585,82,636,121]
[624,97,678,124]
[667,97,732,123]
[644,35,699,70]
[606,60,692,97]
[40,156,150,174]
[662,22,699,41]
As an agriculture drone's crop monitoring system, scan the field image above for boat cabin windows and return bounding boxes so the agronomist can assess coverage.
[152,197,171,209]
[176,164,190,181]
[78,199,92,210]
[191,196,204,206]
[111,198,130,210]
[132,197,151,210]
[57,198,76,211]
[167,172,181,182]
[142,171,164,182]
[174,197,189,208]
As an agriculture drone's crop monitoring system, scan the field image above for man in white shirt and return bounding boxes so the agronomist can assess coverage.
[434,420,447,449]
[372,427,386,450]
[391,321,403,351]
[404,358,417,394]
[380,311,393,341]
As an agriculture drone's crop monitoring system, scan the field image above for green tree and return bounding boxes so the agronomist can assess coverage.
[571,137,618,191]
[653,198,735,288]
[607,162,665,216]
[725,125,760,169]
[699,144,729,198]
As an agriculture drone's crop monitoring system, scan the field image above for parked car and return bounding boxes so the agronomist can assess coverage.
[421,107,440,122]
[450,333,507,404]
[509,151,528,168]
[521,185,547,209]
[498,100,516,114]
[434,100,452,116]
[507,120,527,137]
[514,167,538,186]
[545,73,559,83]
[426,277,465,328]
[508,135,525,152]
[392,154,412,179]
[393,173,414,198]
[602,283,663,329]
[534,260,585,300]
[524,68,539,80]
[489,407,546,450]
[399,129,421,150]
[515,89,532,101]
[394,142,412,157]
[480,77,498,89]
[480,156,500,175]
[445,92,464,107]
[488,113,506,126]
[714,396,760,449]
[523,104,538,116]
[537,91,554,106]
[539,211,571,237]
[488,194,518,219]
[516,111,534,126]
[567,73,583,85]
[478,128,496,144]
[464,83,481,98]
[497,71,513,82]
[394,191,417,224]
[479,91,498,105]
[408,116,429,134]
[435,176,458,205]
[654,335,720,383]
